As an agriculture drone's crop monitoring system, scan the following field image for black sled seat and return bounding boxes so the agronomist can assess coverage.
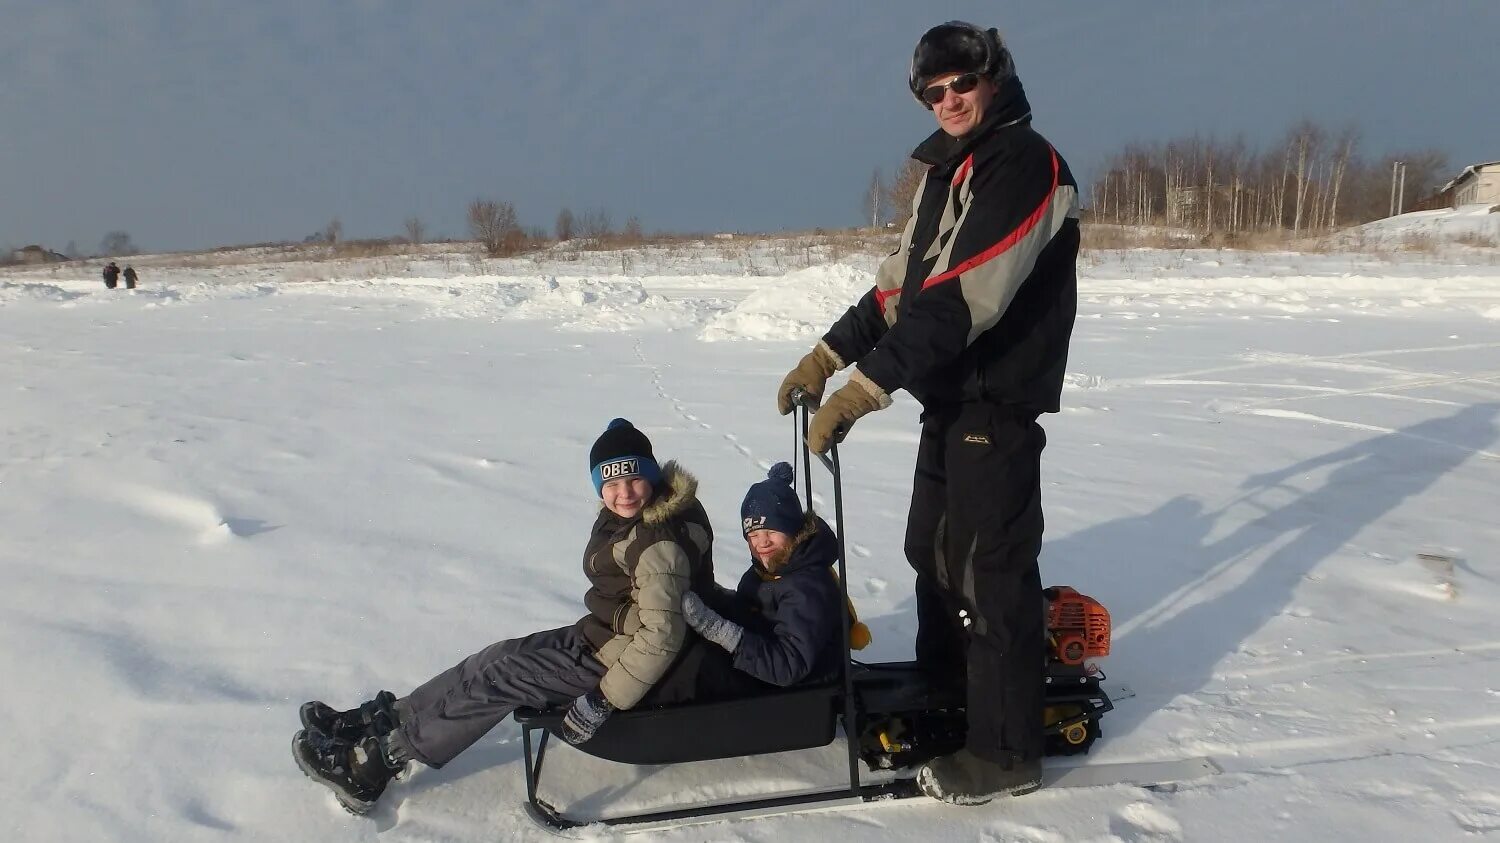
[509,663,973,832]
[513,681,840,765]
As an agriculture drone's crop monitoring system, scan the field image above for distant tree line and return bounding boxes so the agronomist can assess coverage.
[8,200,664,265]
[467,199,645,256]
[1086,120,1449,236]
[271,200,650,259]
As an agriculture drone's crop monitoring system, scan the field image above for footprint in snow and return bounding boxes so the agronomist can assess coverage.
[1452,795,1500,834]
[1110,802,1183,842]
[722,433,751,458]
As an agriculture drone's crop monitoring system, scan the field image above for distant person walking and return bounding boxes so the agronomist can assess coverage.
[122,265,138,289]
[102,261,120,289]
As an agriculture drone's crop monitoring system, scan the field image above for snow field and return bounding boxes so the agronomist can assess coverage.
[2,238,1499,841]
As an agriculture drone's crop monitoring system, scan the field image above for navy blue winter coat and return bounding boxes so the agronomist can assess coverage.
[710,515,845,687]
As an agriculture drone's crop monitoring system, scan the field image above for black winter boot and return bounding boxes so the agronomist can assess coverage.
[292,729,403,814]
[300,690,400,742]
[917,748,1042,805]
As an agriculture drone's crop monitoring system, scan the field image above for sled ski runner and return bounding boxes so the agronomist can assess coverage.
[522,754,1221,836]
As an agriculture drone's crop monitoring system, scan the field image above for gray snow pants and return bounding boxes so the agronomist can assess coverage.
[389,624,605,768]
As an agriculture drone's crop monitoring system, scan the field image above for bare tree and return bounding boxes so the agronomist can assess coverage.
[99,230,137,256]
[468,198,521,256]
[403,216,426,246]
[1273,143,1290,230]
[555,208,575,241]
[580,208,613,240]
[1286,121,1322,235]
[623,215,644,244]
[885,160,927,229]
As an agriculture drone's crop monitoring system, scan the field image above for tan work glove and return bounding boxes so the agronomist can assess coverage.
[776,342,844,415]
[808,370,892,453]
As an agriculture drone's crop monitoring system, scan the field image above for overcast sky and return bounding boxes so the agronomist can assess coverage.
[3,1,1497,254]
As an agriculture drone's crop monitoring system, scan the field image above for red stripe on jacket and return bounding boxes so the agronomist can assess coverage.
[921,146,1060,291]
[950,154,974,187]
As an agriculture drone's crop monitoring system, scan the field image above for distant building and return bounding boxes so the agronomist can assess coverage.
[1442,161,1500,207]
[10,245,68,264]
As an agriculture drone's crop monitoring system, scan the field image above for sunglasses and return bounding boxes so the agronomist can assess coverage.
[920,72,981,106]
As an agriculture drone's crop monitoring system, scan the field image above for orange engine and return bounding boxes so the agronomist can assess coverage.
[1045,586,1111,667]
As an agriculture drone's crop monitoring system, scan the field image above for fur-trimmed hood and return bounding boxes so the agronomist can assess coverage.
[641,460,698,526]
[596,459,698,526]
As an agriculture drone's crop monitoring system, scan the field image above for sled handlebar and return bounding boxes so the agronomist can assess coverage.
[788,385,860,794]
[786,387,847,468]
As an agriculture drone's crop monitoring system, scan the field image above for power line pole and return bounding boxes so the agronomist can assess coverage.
[1397,162,1407,214]
[1389,160,1401,217]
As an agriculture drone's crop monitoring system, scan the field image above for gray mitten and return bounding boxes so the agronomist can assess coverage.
[681,591,744,653]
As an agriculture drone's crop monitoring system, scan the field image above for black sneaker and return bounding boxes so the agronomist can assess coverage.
[292,729,400,814]
[917,748,1042,805]
[300,690,399,742]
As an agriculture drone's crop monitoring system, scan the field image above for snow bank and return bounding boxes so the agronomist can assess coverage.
[698,263,870,342]
[1346,203,1500,247]
[0,280,87,303]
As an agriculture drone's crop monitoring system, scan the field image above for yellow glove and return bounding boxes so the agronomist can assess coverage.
[808,370,892,453]
[776,342,843,415]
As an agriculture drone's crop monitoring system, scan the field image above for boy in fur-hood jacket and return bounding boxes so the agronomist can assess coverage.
[291,419,716,815]
[681,462,865,688]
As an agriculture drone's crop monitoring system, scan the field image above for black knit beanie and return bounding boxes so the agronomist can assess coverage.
[589,418,661,495]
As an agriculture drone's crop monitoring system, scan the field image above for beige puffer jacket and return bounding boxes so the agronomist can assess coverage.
[574,461,715,709]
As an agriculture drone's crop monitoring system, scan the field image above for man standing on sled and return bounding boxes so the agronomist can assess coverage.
[776,20,1079,804]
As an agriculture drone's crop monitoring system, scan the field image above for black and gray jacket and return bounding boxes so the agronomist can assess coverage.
[821,75,1079,413]
[574,461,716,709]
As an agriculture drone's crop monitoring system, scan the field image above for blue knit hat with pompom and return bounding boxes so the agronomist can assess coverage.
[740,461,804,537]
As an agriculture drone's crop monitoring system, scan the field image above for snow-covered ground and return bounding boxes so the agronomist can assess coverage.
[4,243,1500,841]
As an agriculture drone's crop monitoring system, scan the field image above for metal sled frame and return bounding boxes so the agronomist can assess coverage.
[514,395,1112,831]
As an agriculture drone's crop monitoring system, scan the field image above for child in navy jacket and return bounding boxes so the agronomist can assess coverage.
[682,462,867,686]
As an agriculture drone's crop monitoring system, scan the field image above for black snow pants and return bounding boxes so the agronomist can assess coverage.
[390,625,605,768]
[904,401,1046,765]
